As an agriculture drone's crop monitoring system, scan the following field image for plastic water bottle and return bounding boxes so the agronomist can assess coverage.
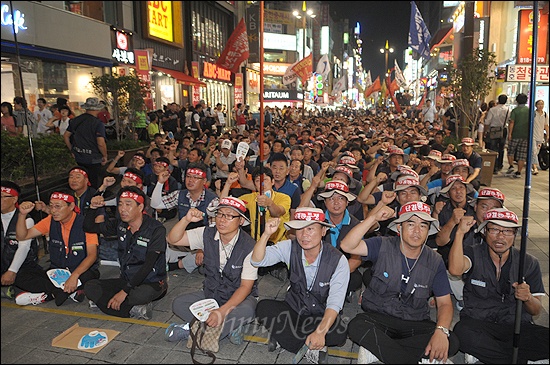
[259,190,271,213]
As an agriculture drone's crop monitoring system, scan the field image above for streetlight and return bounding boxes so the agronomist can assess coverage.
[380,40,393,107]
[379,40,394,77]
[293,1,315,117]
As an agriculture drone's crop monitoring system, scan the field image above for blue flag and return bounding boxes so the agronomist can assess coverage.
[408,1,432,60]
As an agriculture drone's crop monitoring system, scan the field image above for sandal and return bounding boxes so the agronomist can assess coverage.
[165,322,190,342]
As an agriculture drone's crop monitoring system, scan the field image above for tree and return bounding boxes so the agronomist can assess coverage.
[90,72,149,141]
[447,48,497,139]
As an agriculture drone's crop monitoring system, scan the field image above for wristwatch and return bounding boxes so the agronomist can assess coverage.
[436,325,450,337]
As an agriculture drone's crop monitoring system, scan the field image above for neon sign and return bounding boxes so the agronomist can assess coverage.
[1,4,27,34]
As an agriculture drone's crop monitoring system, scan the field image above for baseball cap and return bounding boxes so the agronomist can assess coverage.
[387,201,440,236]
[284,207,335,230]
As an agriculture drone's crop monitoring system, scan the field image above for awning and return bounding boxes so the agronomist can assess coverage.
[1,41,113,68]
[430,26,453,51]
[152,66,206,87]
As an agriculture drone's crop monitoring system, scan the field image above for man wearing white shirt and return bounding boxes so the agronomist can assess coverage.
[165,198,258,344]
[421,99,438,123]
[34,98,53,134]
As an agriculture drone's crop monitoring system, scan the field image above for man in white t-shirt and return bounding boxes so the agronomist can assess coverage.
[34,98,53,134]
[421,99,438,123]
[164,198,258,344]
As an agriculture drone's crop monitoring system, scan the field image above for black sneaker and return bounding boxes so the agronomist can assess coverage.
[70,290,86,303]
[512,171,521,178]
[505,167,515,176]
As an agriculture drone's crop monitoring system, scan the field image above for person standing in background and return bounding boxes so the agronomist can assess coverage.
[506,93,530,179]
[34,98,53,135]
[13,96,37,136]
[1,101,17,136]
[484,95,509,174]
[63,97,108,189]
[532,99,549,175]
[134,104,149,142]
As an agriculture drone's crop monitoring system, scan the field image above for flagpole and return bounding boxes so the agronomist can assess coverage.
[258,1,266,238]
[512,1,538,362]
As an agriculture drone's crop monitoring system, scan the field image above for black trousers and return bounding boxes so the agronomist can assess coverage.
[84,277,167,318]
[485,129,507,171]
[15,266,99,304]
[76,162,104,190]
[453,316,549,364]
[347,311,459,364]
[256,299,348,354]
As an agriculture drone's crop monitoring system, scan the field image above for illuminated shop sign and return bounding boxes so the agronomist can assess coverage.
[263,89,298,100]
[148,1,173,42]
[203,61,231,81]
[1,4,27,33]
[111,30,135,65]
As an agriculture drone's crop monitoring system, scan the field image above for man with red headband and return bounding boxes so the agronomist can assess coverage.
[164,197,257,345]
[449,208,548,364]
[1,181,40,299]
[341,201,459,364]
[144,156,178,222]
[14,189,99,306]
[252,208,349,364]
[83,186,168,320]
[34,166,97,217]
[152,161,218,273]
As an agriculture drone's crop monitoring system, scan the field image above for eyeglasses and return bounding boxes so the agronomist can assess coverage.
[486,227,516,237]
[215,212,240,220]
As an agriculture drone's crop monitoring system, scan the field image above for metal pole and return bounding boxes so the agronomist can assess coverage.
[259,1,265,239]
[302,10,306,118]
[512,1,538,362]
[9,1,41,203]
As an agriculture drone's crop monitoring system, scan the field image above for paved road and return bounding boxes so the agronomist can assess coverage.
[1,168,548,364]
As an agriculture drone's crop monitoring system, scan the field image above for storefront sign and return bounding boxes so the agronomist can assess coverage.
[192,85,201,107]
[263,89,298,101]
[111,30,135,65]
[151,51,180,66]
[506,65,549,83]
[1,4,27,33]
[191,61,199,79]
[517,9,548,64]
[235,73,244,105]
[247,69,260,94]
[264,23,282,34]
[147,1,173,42]
[263,62,292,75]
[203,61,231,82]
[246,3,260,63]
[264,33,296,51]
[135,49,153,109]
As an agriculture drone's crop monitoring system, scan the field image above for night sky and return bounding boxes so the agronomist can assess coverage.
[327,1,411,82]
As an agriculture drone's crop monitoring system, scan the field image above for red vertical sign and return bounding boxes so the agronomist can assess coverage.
[517,10,548,64]
[191,61,201,107]
[135,49,153,110]
[234,73,244,106]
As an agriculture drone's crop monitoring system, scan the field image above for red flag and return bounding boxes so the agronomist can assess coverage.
[291,54,313,83]
[386,74,402,113]
[216,18,249,74]
[364,77,381,98]
[417,88,428,109]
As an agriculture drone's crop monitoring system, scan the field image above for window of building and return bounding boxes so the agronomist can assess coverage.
[64,1,104,22]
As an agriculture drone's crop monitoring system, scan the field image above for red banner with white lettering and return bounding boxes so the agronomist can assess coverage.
[134,49,153,110]
[291,54,313,84]
[234,73,244,106]
[216,18,249,73]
